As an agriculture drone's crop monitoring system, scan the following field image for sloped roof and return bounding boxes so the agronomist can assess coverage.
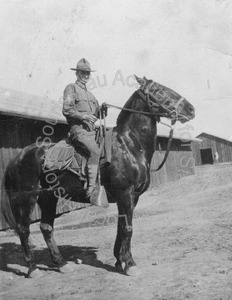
[197,132,232,145]
[0,86,66,123]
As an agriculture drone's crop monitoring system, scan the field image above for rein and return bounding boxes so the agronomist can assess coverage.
[106,103,168,118]
[106,89,185,120]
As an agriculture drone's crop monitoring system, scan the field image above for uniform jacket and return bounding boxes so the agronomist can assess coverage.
[62,81,100,131]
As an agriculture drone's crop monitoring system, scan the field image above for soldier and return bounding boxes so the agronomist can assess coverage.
[62,58,106,202]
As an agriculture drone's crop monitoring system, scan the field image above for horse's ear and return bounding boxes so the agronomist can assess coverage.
[134,75,146,86]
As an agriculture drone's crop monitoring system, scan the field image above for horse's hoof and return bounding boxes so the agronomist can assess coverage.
[115,263,124,272]
[125,266,141,276]
[59,263,74,273]
[28,268,43,278]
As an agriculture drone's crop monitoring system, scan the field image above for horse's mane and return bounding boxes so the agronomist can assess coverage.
[116,91,139,127]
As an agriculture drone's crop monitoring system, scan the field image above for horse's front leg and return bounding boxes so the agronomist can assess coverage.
[114,191,140,276]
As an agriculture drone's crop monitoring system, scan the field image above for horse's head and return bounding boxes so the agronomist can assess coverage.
[135,75,195,123]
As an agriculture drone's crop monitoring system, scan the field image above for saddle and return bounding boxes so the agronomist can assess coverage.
[43,128,112,180]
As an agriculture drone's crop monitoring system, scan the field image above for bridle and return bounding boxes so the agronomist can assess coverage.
[107,87,188,122]
[104,86,188,171]
[140,88,187,121]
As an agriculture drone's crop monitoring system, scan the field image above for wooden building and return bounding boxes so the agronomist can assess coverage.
[192,132,232,166]
[150,131,199,187]
[0,87,199,229]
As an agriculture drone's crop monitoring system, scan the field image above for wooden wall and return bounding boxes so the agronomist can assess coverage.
[192,133,232,166]
[150,137,195,187]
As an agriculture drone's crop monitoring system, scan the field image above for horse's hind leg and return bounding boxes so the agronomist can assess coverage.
[13,196,42,278]
[38,193,73,273]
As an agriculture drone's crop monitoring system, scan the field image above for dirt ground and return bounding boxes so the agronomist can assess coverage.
[0,163,232,300]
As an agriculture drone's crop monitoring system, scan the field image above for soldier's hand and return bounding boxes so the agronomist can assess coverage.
[100,102,108,118]
[82,114,97,124]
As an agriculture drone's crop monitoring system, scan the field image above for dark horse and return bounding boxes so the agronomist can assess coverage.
[1,76,195,278]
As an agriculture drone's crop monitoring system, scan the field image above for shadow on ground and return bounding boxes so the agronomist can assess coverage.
[0,242,120,277]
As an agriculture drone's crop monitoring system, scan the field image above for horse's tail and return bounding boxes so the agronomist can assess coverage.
[1,144,45,235]
[1,169,19,235]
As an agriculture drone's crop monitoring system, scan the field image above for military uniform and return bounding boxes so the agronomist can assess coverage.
[62,80,100,162]
[62,58,103,201]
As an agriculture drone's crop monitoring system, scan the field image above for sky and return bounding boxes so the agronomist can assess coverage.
[0,0,232,140]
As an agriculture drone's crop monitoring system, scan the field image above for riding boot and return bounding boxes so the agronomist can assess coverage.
[86,164,98,198]
[86,164,109,208]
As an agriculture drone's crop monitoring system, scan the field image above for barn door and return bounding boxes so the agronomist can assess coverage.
[200,148,213,165]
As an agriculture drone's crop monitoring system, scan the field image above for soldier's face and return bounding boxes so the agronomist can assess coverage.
[77,71,90,83]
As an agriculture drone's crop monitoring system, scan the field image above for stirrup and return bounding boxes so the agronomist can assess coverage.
[87,184,109,208]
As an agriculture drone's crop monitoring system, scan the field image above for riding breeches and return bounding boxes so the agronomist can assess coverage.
[69,125,101,165]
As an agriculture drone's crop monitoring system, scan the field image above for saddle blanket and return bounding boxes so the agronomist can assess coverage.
[43,129,112,175]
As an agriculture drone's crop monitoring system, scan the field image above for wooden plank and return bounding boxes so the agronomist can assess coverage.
[150,150,195,188]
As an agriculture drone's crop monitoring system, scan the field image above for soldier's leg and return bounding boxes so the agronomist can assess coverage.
[80,133,101,196]
[69,129,101,199]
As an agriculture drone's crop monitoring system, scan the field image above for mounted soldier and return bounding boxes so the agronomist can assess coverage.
[62,58,107,204]
[3,71,195,277]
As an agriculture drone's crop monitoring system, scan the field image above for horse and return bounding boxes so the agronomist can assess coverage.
[1,75,195,278]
